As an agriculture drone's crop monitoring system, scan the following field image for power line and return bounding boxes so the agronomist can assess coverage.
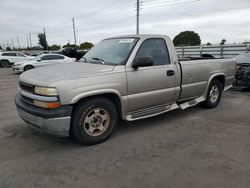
[76,10,135,29]
[75,4,135,25]
[141,6,250,17]
[77,16,134,33]
[141,0,200,9]
[74,0,135,22]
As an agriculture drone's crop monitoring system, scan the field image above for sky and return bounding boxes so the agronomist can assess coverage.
[0,0,250,48]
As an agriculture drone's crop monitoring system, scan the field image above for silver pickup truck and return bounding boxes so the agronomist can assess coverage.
[15,35,235,145]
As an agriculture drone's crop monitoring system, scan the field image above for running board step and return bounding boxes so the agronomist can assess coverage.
[125,103,179,121]
[178,97,205,110]
[125,97,206,121]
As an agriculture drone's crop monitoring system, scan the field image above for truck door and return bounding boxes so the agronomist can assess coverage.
[126,38,178,112]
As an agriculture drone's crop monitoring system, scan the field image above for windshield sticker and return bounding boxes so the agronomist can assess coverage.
[119,39,134,43]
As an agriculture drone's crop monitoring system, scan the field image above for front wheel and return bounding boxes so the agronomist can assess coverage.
[202,79,223,108]
[72,97,118,145]
[24,65,34,71]
[0,60,9,67]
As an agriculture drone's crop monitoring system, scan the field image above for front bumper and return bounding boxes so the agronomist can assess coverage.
[233,78,250,88]
[12,65,23,73]
[15,94,73,137]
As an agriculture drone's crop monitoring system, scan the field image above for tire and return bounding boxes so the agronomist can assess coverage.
[24,65,34,71]
[72,97,118,145]
[0,60,10,67]
[202,79,223,108]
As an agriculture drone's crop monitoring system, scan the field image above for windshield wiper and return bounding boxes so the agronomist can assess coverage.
[82,57,87,62]
[91,57,106,65]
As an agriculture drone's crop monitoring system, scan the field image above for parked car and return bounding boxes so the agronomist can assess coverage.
[15,34,235,145]
[0,52,34,67]
[12,54,74,73]
[233,54,250,88]
[56,47,87,61]
[31,51,50,57]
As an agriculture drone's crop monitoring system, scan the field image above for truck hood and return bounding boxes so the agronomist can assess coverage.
[20,63,115,86]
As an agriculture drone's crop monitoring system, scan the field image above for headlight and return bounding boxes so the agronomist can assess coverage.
[34,86,58,96]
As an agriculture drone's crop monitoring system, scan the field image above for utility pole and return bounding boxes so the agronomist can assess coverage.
[77,27,79,46]
[17,36,20,49]
[29,33,32,48]
[27,36,29,49]
[136,0,140,35]
[43,28,48,50]
[72,17,77,46]
[11,38,15,49]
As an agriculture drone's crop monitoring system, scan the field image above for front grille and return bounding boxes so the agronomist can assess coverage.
[245,72,250,77]
[19,82,34,93]
[20,95,33,105]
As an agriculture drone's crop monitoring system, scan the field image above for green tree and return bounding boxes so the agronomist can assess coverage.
[206,42,212,46]
[6,47,11,51]
[37,33,48,50]
[220,39,226,45]
[80,42,94,50]
[173,31,201,46]
[62,43,79,49]
[0,45,2,50]
[30,46,43,50]
[49,44,61,51]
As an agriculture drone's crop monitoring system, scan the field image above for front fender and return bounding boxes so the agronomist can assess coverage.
[70,89,123,104]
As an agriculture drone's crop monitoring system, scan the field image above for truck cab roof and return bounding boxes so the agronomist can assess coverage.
[106,34,171,40]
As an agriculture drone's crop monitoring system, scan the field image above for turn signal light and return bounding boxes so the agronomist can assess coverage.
[33,100,61,109]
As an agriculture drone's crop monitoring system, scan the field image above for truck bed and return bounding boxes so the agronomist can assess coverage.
[178,58,235,101]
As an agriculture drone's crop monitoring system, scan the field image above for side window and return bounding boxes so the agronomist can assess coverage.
[135,38,170,66]
[51,55,64,60]
[40,55,52,61]
[40,55,64,61]
[17,53,26,57]
[2,53,17,56]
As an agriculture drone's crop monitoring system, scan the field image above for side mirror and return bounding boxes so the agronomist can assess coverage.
[132,57,154,69]
[37,59,41,62]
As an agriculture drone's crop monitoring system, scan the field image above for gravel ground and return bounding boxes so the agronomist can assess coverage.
[0,68,250,188]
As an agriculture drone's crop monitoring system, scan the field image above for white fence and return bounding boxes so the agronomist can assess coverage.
[176,44,250,59]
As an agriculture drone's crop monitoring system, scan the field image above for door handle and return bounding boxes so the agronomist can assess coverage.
[167,70,175,76]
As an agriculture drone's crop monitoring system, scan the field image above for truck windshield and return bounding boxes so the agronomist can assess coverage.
[80,38,138,65]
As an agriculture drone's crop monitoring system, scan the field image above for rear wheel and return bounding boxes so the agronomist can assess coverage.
[0,60,9,67]
[202,79,223,108]
[72,97,118,145]
[24,65,34,71]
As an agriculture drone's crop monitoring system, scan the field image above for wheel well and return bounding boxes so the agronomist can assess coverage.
[73,93,122,119]
[1,59,10,62]
[212,75,225,88]
[24,65,34,69]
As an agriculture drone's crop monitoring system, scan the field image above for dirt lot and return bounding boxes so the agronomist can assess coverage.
[0,68,250,188]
